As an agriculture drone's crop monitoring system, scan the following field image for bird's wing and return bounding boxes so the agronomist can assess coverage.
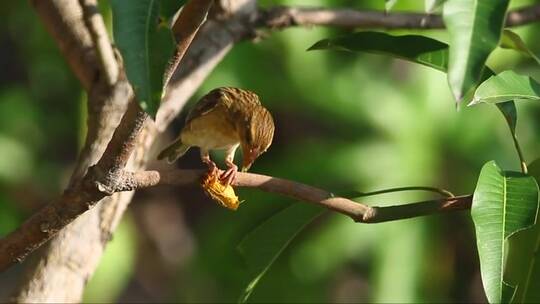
[185,90,222,124]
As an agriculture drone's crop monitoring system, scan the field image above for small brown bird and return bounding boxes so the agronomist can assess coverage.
[157,87,275,185]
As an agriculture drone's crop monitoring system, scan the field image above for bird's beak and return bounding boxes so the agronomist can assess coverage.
[242,149,258,172]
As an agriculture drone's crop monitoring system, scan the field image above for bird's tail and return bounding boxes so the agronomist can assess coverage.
[157,138,191,163]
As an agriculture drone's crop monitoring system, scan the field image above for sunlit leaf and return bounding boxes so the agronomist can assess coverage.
[111,0,175,118]
[506,159,540,303]
[471,161,538,303]
[426,0,446,13]
[471,70,540,105]
[385,0,398,12]
[160,0,187,22]
[500,30,540,65]
[308,31,517,132]
[237,203,324,303]
[309,32,449,72]
[442,0,510,101]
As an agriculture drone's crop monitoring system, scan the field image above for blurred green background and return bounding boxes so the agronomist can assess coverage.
[1,0,539,302]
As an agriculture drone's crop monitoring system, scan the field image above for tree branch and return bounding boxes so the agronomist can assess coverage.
[164,0,215,88]
[256,4,540,30]
[89,0,215,191]
[10,0,221,301]
[121,170,472,223]
[84,0,214,195]
[15,1,132,302]
[157,0,257,129]
[11,0,530,298]
[79,0,119,86]
[362,194,472,223]
[0,167,473,272]
[88,100,148,187]
[0,188,105,273]
[29,0,99,91]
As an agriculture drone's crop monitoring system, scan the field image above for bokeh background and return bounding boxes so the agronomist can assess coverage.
[1,0,540,302]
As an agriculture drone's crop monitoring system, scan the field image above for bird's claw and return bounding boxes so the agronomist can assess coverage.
[219,163,238,186]
[203,159,218,177]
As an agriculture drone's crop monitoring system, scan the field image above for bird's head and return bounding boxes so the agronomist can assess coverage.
[240,106,275,172]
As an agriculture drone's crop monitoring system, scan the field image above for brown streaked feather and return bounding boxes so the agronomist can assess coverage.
[185,89,221,124]
[185,87,260,124]
[250,106,274,151]
[160,87,274,169]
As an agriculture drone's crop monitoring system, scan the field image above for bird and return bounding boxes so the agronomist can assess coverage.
[157,87,275,185]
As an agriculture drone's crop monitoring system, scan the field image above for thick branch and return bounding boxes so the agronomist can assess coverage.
[256,4,540,29]
[91,100,148,178]
[16,1,131,302]
[90,0,214,193]
[0,187,105,273]
[79,0,119,85]
[29,0,99,90]
[10,1,220,300]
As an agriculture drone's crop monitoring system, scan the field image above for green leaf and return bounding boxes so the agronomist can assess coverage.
[237,203,324,303]
[385,0,398,11]
[308,31,517,132]
[471,161,539,303]
[309,32,449,72]
[426,0,446,13]
[442,0,510,101]
[111,0,175,118]
[160,0,187,22]
[500,29,540,65]
[506,159,540,303]
[471,70,540,105]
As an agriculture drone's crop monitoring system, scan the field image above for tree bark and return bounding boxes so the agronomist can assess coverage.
[13,0,256,302]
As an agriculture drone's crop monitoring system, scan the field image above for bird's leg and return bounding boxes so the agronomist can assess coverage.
[220,159,238,186]
[200,149,217,176]
[219,145,239,186]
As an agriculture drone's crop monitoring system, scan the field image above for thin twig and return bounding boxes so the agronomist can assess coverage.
[164,0,215,89]
[256,4,540,30]
[362,195,472,223]
[341,186,455,199]
[511,132,528,174]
